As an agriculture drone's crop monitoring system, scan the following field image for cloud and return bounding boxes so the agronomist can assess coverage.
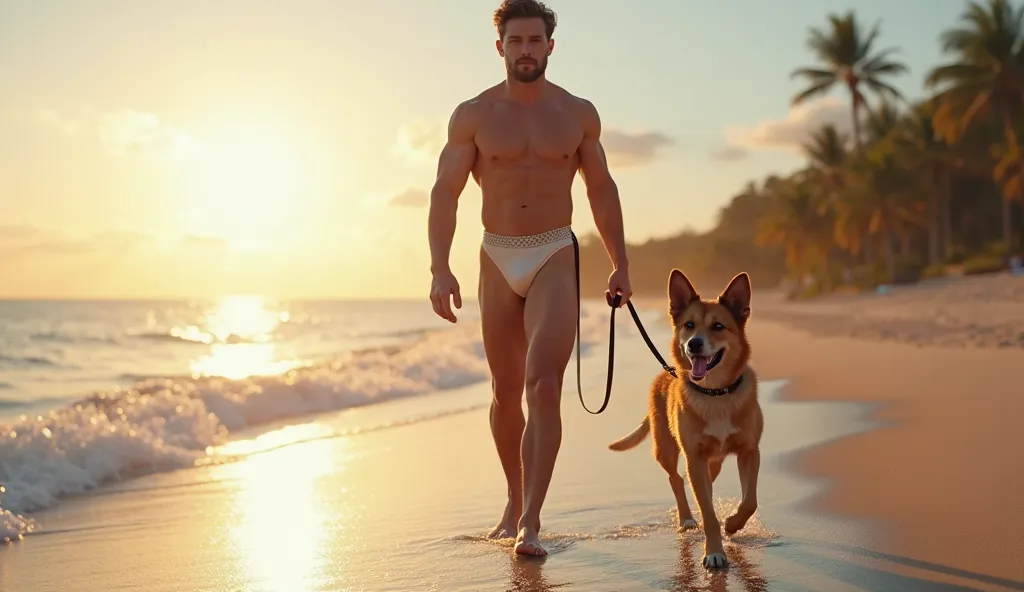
[394,120,674,168]
[388,188,428,208]
[98,110,199,160]
[0,225,154,255]
[181,235,229,251]
[395,120,447,165]
[34,108,85,136]
[33,106,199,160]
[709,145,749,161]
[600,129,674,167]
[721,98,851,153]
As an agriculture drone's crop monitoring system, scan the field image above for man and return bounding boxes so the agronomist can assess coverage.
[427,0,632,557]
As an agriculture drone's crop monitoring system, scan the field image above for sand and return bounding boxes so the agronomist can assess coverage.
[755,272,1024,349]
[745,272,1024,586]
[3,277,1024,591]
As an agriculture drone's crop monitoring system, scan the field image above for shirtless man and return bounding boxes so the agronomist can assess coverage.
[427,0,632,557]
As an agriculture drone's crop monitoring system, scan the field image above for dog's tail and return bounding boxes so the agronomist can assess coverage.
[607,416,651,451]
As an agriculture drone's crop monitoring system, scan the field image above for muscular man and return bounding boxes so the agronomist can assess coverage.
[427,0,632,557]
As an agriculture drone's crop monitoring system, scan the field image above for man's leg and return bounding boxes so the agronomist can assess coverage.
[478,247,529,539]
[516,244,578,556]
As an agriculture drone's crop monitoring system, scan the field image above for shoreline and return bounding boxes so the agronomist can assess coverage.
[747,316,1024,586]
[0,324,938,591]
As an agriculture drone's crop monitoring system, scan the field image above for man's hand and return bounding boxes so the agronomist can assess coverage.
[430,270,462,323]
[606,266,633,307]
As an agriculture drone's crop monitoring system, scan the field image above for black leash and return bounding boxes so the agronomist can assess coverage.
[571,233,677,415]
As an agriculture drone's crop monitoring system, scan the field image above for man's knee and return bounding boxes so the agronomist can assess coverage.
[492,377,524,407]
[524,370,562,409]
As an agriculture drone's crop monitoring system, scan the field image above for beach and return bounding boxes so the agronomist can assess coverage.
[1,277,1023,591]
[750,272,1024,587]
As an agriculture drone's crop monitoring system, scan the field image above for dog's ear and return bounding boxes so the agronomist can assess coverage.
[718,272,752,323]
[668,269,700,317]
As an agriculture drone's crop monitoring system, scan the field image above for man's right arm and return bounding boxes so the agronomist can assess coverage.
[428,100,478,275]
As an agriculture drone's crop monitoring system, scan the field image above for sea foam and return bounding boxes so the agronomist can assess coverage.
[0,302,621,536]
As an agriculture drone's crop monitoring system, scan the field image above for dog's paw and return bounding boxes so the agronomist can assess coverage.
[677,518,698,532]
[702,552,728,569]
[724,513,748,535]
[724,504,756,535]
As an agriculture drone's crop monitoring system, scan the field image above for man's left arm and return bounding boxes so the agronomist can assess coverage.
[577,99,629,272]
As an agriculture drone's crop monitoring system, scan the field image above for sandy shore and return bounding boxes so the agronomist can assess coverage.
[744,271,1024,586]
[755,272,1024,349]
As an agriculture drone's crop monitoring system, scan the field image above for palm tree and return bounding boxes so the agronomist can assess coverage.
[816,102,904,267]
[755,175,835,281]
[802,124,849,188]
[841,143,928,282]
[801,125,851,268]
[864,100,903,146]
[791,11,910,152]
[894,100,964,265]
[926,0,1024,250]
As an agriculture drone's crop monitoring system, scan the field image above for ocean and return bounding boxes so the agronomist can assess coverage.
[0,296,615,540]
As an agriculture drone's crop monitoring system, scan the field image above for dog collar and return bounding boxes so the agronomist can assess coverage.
[685,373,745,397]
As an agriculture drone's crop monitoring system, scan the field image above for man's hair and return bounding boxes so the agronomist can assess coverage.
[493,0,557,40]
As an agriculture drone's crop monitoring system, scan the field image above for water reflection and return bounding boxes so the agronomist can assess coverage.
[207,422,334,458]
[506,556,567,592]
[187,295,304,379]
[668,542,769,592]
[217,438,343,592]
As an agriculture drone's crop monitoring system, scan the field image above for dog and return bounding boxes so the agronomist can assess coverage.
[608,269,762,569]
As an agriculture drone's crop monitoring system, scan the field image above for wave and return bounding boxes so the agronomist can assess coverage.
[29,331,119,345]
[355,327,435,340]
[0,304,615,539]
[127,328,254,345]
[0,395,70,410]
[0,354,65,369]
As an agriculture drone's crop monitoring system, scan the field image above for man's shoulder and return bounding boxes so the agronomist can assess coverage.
[550,87,600,131]
[548,83,600,120]
[449,85,504,125]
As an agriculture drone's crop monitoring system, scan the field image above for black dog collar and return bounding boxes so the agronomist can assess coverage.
[685,373,745,397]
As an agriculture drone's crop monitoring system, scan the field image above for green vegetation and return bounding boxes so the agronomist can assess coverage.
[578,0,1023,298]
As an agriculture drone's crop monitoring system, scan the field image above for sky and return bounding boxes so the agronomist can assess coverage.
[0,0,972,299]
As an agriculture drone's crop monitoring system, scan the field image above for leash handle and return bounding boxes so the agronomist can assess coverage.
[572,234,677,416]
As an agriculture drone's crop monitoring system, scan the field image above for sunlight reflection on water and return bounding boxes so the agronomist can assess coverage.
[216,438,346,592]
[185,295,306,379]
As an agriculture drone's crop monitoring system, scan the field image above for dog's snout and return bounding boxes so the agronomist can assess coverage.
[686,338,704,354]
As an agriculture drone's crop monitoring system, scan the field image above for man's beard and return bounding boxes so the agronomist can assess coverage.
[506,56,547,83]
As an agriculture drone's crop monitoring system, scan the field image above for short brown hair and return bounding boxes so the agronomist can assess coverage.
[493,0,557,40]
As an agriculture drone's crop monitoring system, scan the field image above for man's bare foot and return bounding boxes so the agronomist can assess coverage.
[514,526,547,557]
[486,501,520,539]
[487,518,517,539]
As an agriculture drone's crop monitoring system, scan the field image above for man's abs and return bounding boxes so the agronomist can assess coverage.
[479,167,576,235]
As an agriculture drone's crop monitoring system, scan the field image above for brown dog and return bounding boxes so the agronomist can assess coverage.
[608,269,762,569]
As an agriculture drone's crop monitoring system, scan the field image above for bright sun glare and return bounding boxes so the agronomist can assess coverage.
[186,123,306,251]
[189,294,303,380]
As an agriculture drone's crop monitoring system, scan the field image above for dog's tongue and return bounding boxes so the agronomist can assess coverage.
[691,356,709,380]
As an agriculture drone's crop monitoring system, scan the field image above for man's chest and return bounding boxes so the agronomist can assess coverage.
[475,104,583,162]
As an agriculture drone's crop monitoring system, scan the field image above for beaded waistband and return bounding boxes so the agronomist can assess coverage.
[482,225,573,249]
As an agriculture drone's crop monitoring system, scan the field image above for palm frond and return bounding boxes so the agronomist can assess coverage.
[791,79,836,106]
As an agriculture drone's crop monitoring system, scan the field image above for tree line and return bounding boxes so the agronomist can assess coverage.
[578,0,1023,299]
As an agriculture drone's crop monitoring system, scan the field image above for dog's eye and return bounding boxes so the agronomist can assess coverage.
[684,321,695,330]
[712,322,725,331]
